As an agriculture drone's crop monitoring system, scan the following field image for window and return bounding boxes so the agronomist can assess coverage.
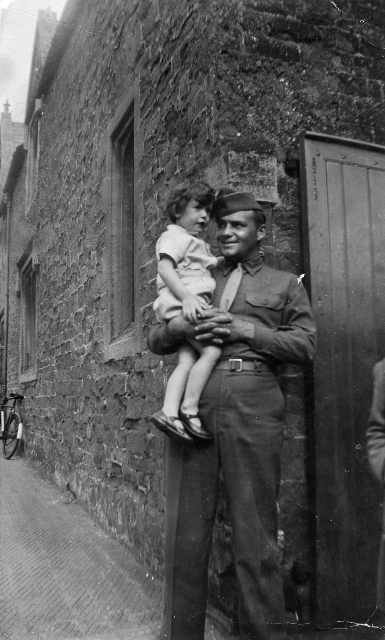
[0,215,6,267]
[0,310,4,392]
[18,248,37,379]
[104,83,143,360]
[26,99,42,211]
[110,105,135,337]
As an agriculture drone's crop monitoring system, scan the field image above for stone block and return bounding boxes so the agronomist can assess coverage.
[268,16,321,43]
[226,151,278,204]
[245,32,301,63]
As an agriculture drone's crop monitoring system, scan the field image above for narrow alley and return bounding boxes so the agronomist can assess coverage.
[0,455,230,640]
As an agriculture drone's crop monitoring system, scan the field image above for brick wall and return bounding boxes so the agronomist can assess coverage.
[3,0,385,623]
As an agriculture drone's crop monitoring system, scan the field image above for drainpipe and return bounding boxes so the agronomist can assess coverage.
[3,193,10,397]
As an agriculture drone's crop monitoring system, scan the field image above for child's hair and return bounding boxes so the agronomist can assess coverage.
[165,181,216,223]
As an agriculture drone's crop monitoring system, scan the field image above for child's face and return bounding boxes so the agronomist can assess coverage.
[175,199,210,236]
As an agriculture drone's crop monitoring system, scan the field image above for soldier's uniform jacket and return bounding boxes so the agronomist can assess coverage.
[148,255,316,366]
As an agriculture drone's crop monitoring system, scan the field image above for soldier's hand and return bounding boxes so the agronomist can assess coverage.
[194,311,233,345]
[195,314,254,345]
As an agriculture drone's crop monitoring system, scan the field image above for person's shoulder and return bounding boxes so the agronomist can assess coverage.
[157,229,168,242]
[260,263,298,286]
[211,257,223,278]
[158,224,181,237]
[373,358,385,379]
[157,225,191,245]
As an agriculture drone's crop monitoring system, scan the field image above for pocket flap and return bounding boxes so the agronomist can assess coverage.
[246,293,285,310]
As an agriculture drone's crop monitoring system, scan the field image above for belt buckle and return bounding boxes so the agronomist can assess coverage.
[228,358,242,372]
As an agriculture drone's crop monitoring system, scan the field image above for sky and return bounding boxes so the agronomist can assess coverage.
[0,0,68,122]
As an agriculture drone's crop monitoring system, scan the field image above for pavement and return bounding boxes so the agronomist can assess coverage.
[0,455,232,640]
[0,454,384,640]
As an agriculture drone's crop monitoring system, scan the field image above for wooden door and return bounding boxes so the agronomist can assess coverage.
[301,132,385,623]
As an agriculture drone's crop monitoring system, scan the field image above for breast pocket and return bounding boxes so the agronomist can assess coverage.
[245,293,285,323]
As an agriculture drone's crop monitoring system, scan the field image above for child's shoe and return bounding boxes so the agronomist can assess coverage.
[151,410,195,446]
[178,408,213,441]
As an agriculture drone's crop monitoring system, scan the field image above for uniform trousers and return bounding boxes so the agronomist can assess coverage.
[160,367,288,640]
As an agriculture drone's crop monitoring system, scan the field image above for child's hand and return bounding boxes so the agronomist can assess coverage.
[182,295,206,323]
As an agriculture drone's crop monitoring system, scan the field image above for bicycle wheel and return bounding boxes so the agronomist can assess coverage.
[3,412,21,459]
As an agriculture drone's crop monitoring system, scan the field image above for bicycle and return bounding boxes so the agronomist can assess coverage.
[0,393,24,459]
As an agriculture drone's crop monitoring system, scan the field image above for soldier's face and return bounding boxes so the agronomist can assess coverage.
[216,210,266,262]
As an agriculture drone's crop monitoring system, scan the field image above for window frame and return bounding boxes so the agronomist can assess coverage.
[25,99,43,213]
[103,82,143,361]
[0,310,4,393]
[18,244,38,382]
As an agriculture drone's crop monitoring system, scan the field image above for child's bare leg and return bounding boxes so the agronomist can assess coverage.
[180,344,222,429]
[162,343,197,418]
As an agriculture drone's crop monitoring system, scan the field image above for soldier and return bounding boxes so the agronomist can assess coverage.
[148,188,316,640]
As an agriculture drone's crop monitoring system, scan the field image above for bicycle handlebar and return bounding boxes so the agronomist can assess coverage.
[2,393,24,405]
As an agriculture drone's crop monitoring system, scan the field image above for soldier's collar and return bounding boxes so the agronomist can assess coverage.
[222,254,264,276]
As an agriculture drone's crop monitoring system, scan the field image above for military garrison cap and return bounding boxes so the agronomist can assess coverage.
[212,188,264,221]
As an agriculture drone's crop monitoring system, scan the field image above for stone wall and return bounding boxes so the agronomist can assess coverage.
[11,0,223,581]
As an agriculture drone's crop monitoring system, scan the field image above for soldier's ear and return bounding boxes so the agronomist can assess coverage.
[257,224,266,241]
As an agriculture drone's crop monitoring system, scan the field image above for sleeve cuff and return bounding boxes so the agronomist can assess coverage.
[147,323,180,355]
[248,322,275,351]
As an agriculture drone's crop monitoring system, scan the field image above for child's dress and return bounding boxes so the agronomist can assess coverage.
[153,224,218,322]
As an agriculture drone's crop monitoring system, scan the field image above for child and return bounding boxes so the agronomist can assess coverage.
[151,182,222,445]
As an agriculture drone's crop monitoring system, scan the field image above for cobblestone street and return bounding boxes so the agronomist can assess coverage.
[0,455,230,640]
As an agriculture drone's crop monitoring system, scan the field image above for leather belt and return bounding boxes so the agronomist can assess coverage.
[215,358,273,373]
